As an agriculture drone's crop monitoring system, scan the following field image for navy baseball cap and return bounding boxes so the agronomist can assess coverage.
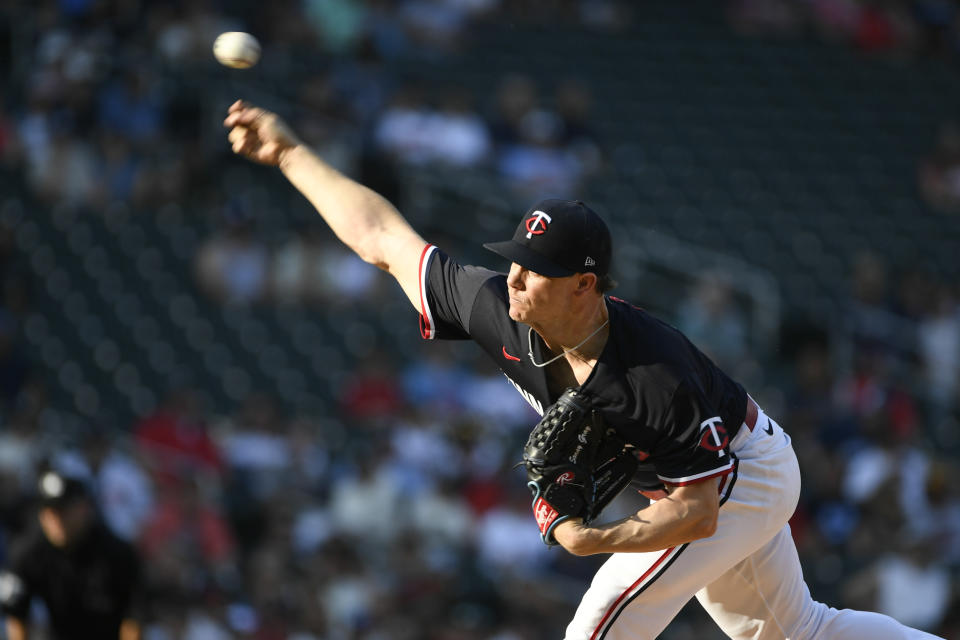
[484,199,612,278]
[37,471,90,509]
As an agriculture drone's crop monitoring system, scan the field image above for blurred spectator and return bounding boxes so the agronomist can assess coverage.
[272,228,328,305]
[400,345,470,415]
[364,0,410,59]
[0,415,42,536]
[407,477,475,546]
[272,230,384,306]
[98,69,165,145]
[28,116,99,207]
[727,0,805,36]
[918,282,960,410]
[555,78,603,176]
[373,85,492,168]
[489,74,538,148]
[285,415,331,491]
[844,251,916,358]
[319,241,385,304]
[339,352,403,421]
[461,371,541,429]
[782,336,839,437]
[303,0,367,55]
[96,131,143,205]
[920,121,960,213]
[327,37,394,125]
[852,3,913,53]
[328,454,401,543]
[475,483,551,577]
[0,99,21,169]
[195,219,270,306]
[845,535,951,633]
[914,0,959,57]
[809,0,864,42]
[676,270,748,371]
[152,4,239,65]
[373,87,430,164]
[578,0,633,32]
[388,413,463,493]
[428,88,492,167]
[180,607,233,640]
[912,462,960,566]
[319,540,384,636]
[833,346,920,443]
[134,388,222,484]
[139,479,236,585]
[53,428,155,543]
[219,393,290,501]
[398,0,470,51]
[498,107,583,198]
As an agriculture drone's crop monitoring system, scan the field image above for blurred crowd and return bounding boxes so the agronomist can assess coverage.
[4,245,960,639]
[727,0,960,218]
[0,0,610,222]
[1,349,589,639]
[1,1,960,639]
[728,0,960,59]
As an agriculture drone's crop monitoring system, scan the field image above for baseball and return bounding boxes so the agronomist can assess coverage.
[213,32,261,69]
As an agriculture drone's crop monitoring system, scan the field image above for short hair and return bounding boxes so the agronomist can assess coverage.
[595,273,617,294]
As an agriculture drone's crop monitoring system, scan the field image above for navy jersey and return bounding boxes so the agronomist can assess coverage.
[417,245,750,485]
[0,522,143,640]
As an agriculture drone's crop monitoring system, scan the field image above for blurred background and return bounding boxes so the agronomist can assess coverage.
[0,0,959,638]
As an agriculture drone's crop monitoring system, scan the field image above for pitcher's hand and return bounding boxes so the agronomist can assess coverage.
[224,100,302,167]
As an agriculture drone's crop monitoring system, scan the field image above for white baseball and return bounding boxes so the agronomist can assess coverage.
[213,32,261,69]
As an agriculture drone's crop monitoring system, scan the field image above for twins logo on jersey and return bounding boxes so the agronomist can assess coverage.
[698,416,728,457]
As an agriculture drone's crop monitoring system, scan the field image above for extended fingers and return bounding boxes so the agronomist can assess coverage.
[228,125,259,155]
[224,105,267,129]
[227,126,246,144]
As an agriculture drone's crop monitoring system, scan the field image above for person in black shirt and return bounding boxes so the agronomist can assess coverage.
[223,101,943,639]
[0,471,143,640]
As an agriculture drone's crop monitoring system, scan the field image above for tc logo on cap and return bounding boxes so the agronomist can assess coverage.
[525,211,552,239]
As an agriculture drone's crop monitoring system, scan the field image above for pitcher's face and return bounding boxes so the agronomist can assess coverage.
[506,263,577,326]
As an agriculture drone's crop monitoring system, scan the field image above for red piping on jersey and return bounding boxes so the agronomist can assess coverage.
[502,346,521,361]
[418,244,433,339]
[590,546,677,640]
[744,396,759,431]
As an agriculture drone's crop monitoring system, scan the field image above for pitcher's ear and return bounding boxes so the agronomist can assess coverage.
[577,273,597,292]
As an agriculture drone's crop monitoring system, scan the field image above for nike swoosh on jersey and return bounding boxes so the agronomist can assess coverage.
[763,419,774,436]
[502,346,521,361]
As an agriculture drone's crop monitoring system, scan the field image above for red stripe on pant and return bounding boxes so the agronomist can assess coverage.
[589,546,679,640]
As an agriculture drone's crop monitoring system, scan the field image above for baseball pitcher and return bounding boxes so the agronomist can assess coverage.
[224,101,943,640]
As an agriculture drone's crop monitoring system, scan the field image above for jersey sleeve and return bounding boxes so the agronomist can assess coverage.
[117,542,146,621]
[417,245,500,341]
[0,541,34,619]
[653,382,735,486]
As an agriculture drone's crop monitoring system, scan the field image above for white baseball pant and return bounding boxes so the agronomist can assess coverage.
[564,406,945,640]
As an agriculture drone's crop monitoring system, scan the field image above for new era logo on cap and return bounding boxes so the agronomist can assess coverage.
[484,199,612,278]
